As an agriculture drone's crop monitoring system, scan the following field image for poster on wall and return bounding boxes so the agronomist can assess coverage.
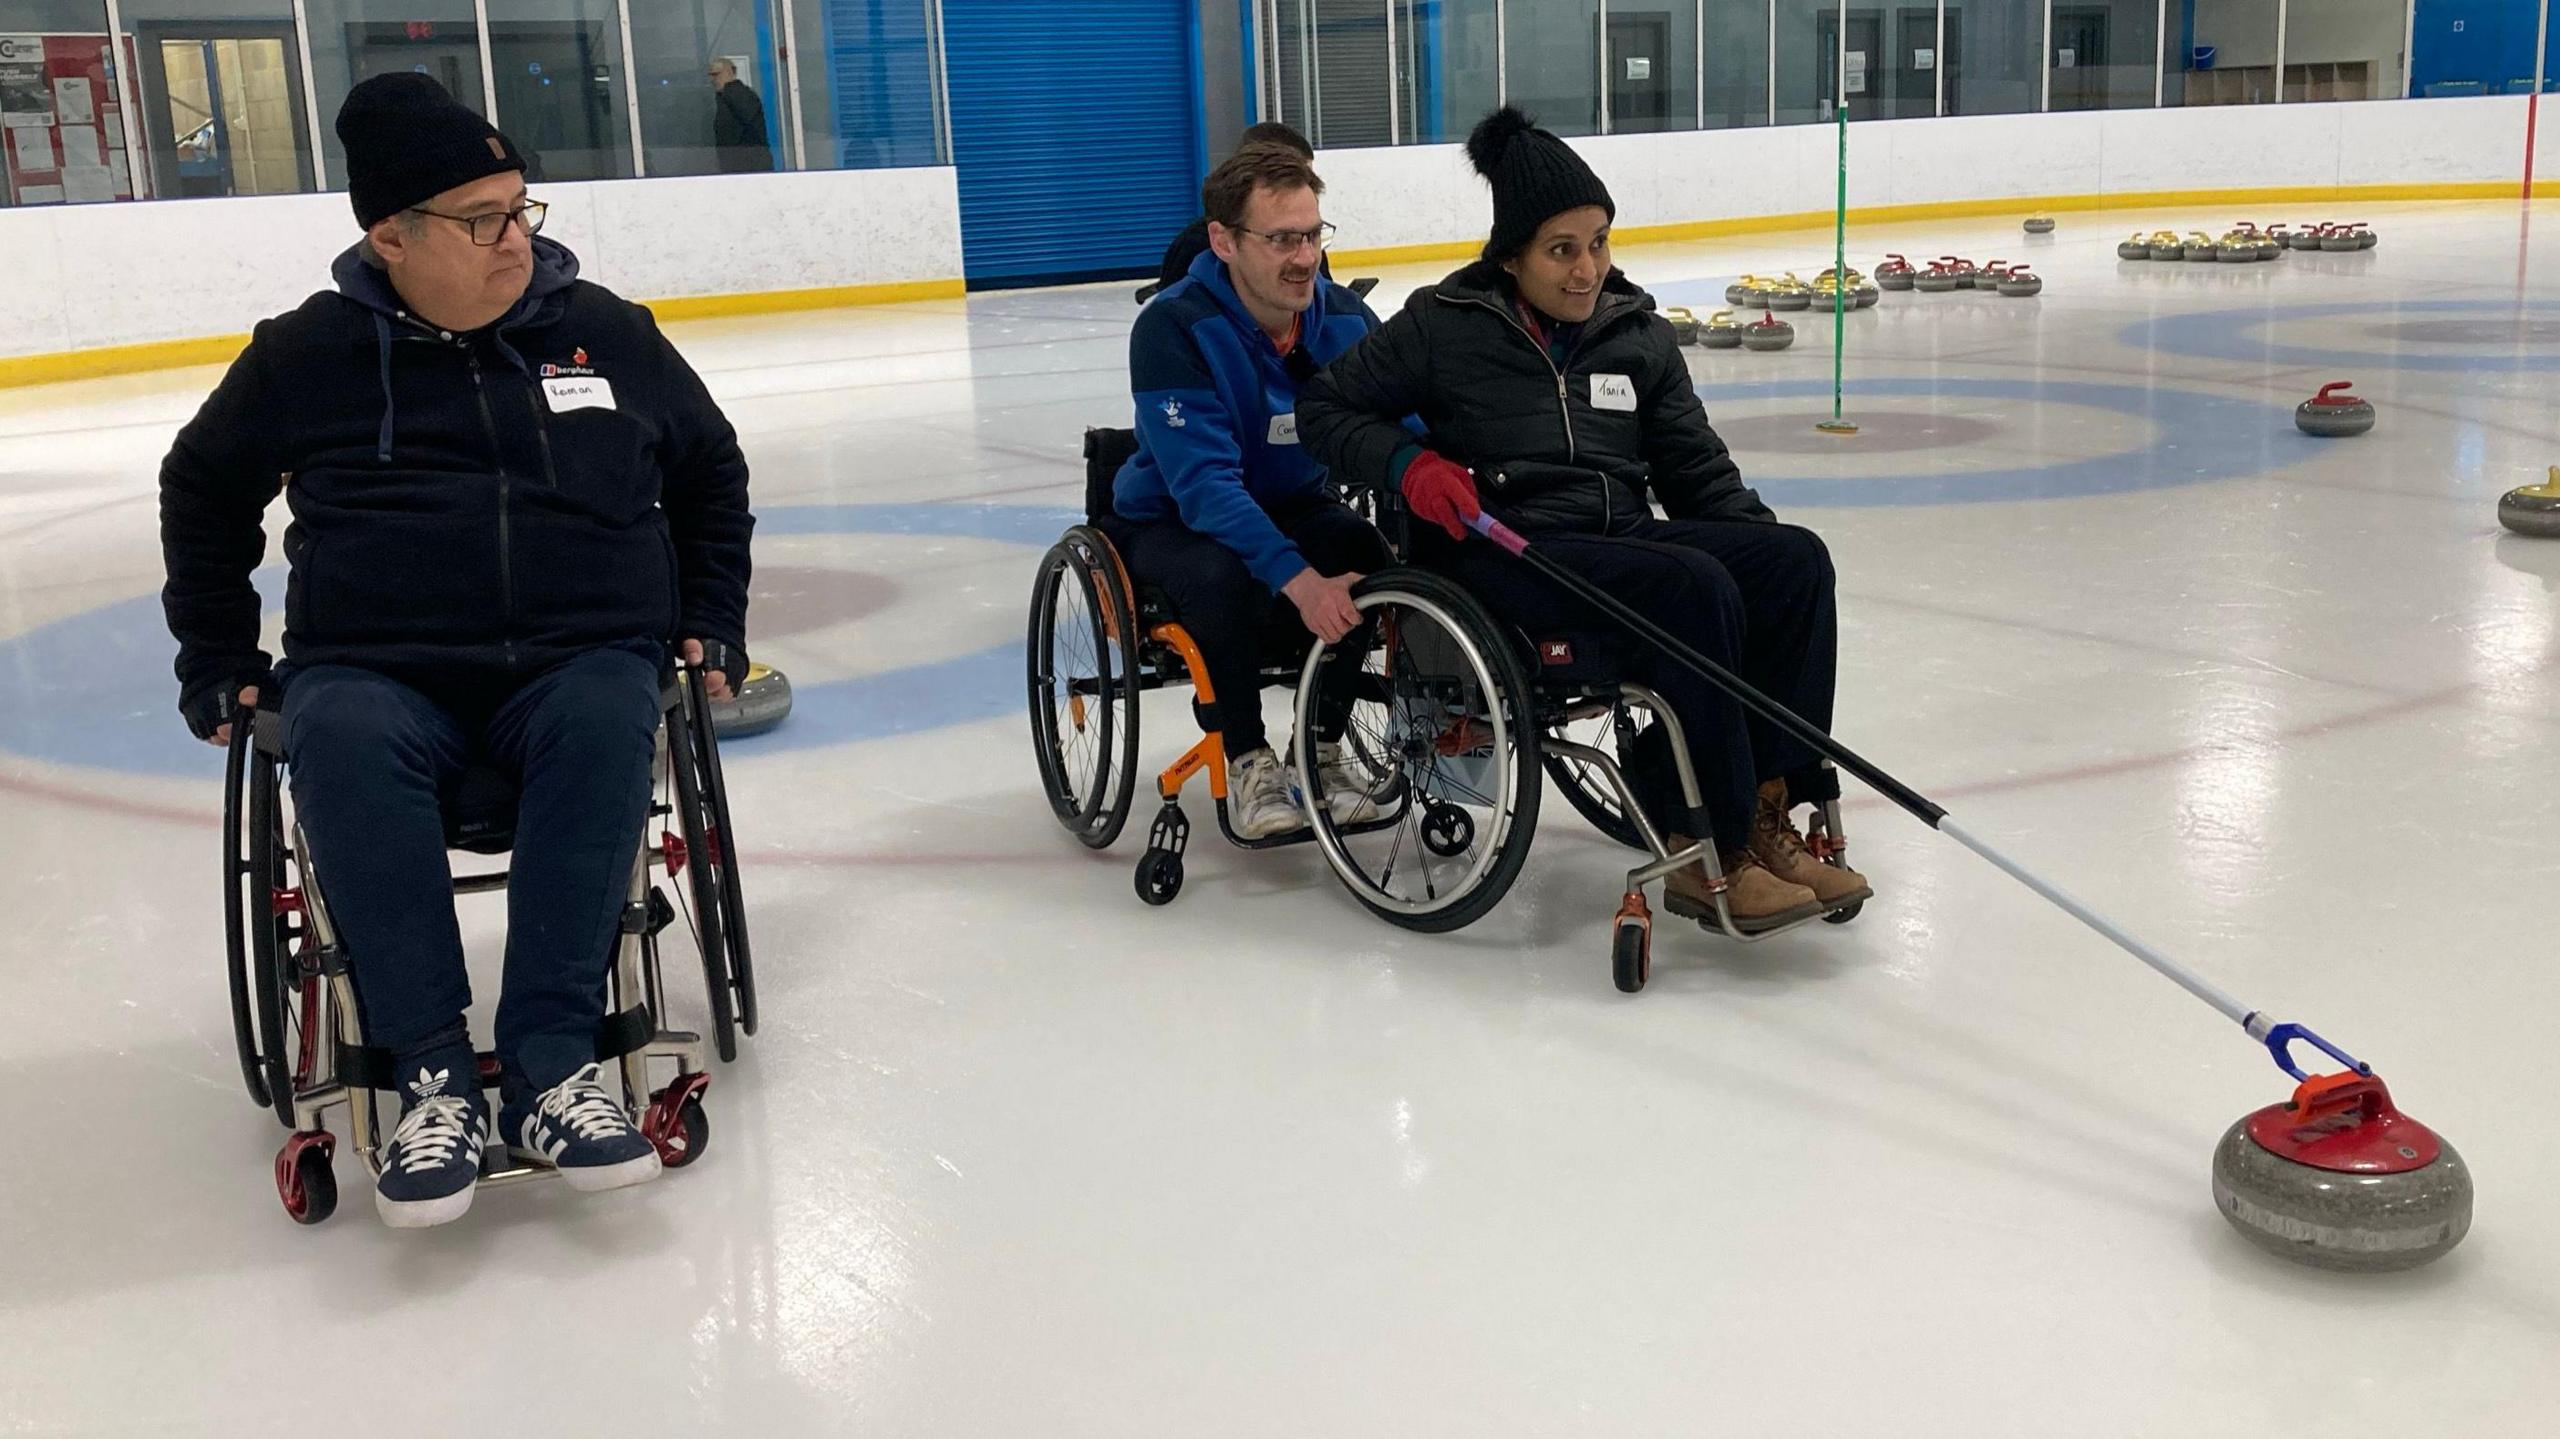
[0,33,145,206]
[1,35,56,126]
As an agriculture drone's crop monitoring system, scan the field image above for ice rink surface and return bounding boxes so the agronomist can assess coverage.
[1,201,2555,1434]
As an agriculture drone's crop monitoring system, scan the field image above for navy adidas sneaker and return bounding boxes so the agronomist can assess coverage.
[499,1062,661,1193]
[375,1046,490,1229]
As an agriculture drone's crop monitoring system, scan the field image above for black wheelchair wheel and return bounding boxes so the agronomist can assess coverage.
[1027,528,1140,849]
[1296,568,1542,933]
[245,741,299,1128]
[667,704,738,1064]
[1612,918,1651,994]
[223,721,270,1110]
[1542,699,1653,853]
[683,667,756,1038]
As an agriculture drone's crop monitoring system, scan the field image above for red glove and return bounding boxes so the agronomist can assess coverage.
[1399,450,1481,541]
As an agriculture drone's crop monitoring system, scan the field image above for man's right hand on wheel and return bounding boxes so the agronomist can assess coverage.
[1399,450,1481,541]
[184,680,263,748]
[1282,568,1366,645]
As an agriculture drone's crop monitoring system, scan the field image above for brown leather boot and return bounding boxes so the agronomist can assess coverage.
[1662,836,1824,932]
[1749,779,1872,908]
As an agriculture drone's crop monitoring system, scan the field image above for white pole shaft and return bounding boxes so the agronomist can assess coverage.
[1937,817,2257,1026]
[472,0,500,126]
[2273,0,2287,102]
[614,0,644,175]
[1384,0,1400,144]
[98,0,145,193]
[777,0,808,171]
[290,0,327,188]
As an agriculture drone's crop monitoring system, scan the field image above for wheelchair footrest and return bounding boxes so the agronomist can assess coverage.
[335,1005,657,1092]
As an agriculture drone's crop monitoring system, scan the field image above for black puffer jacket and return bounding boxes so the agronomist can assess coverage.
[1297,261,1771,536]
[159,237,752,709]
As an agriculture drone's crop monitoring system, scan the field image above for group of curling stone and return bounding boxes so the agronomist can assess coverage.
[1876,254,2043,296]
[1660,304,1798,351]
[2119,221,2375,261]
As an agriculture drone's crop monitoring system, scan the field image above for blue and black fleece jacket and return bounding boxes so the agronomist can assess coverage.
[1111,249,1381,593]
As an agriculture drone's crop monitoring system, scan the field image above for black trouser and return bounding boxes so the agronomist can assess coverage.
[1422,516,1838,851]
[279,644,663,1098]
[1113,495,1395,756]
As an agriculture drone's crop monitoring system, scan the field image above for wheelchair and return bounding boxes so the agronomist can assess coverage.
[1028,429,1861,985]
[221,661,757,1225]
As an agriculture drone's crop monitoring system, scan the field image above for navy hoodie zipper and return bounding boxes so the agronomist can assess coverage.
[465,348,518,666]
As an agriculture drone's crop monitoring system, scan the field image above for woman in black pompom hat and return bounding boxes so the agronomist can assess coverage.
[1298,106,1870,934]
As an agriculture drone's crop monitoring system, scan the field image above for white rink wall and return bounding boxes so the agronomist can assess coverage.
[1318,95,2551,253]
[4,96,2547,362]
[0,165,964,360]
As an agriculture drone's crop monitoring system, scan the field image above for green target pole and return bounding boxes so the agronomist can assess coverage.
[1817,18,1858,437]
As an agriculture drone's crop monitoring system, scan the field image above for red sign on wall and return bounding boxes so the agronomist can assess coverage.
[1,33,148,207]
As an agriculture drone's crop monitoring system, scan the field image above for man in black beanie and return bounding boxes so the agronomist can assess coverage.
[1300,107,1868,939]
[159,73,755,1228]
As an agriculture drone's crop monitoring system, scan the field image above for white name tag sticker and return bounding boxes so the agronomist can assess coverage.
[542,376,616,413]
[1267,411,1300,445]
[1591,374,1637,412]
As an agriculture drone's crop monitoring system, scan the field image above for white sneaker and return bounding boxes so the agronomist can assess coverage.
[1311,739,1386,825]
[1229,745,1309,839]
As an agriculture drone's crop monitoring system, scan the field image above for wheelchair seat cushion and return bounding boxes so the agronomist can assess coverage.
[446,762,522,855]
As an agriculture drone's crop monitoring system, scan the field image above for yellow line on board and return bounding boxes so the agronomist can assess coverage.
[0,275,969,390]
[1329,182,2533,269]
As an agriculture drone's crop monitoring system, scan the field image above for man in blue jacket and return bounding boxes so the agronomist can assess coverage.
[1112,143,1391,840]
[159,75,753,1227]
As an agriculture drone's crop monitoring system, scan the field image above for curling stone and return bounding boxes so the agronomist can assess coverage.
[2287,224,2327,251]
[2212,1072,2472,1272]
[1996,267,2042,297]
[2352,224,2378,250]
[1725,278,1760,306]
[1765,275,1812,311]
[1938,256,1982,287]
[2183,232,2220,263]
[2295,381,2376,437]
[1851,281,1880,308]
[1979,261,2012,288]
[2253,224,2285,260]
[1740,312,1795,351]
[1698,309,1744,349]
[709,662,795,737]
[1913,265,1961,293]
[2148,235,2187,261]
[1662,306,1700,344]
[2023,215,2056,234]
[1875,254,1917,291]
[2321,227,2361,251]
[2218,234,2258,263]
[2498,467,2560,537]
[2118,234,2152,260]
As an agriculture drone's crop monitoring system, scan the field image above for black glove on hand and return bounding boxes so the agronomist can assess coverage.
[694,639,747,690]
[180,671,270,742]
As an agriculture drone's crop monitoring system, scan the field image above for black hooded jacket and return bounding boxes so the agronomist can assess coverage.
[158,237,753,708]
[1296,261,1771,536]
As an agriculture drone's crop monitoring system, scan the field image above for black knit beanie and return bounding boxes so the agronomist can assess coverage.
[1466,107,1615,262]
[336,73,526,229]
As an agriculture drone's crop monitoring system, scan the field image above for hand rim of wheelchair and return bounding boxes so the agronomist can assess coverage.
[1292,568,1542,932]
[1027,527,1142,850]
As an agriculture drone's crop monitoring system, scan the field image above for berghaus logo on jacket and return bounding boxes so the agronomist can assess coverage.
[540,346,596,379]
[1160,398,1185,429]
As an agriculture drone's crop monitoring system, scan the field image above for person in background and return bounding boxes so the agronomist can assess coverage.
[710,59,775,174]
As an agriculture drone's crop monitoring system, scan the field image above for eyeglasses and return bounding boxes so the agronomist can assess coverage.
[1233,221,1335,255]
[407,199,548,247]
